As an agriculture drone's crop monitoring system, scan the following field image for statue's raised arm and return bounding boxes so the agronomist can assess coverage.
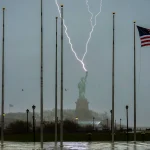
[85,71,88,81]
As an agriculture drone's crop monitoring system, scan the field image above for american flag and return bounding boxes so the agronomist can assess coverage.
[137,26,150,47]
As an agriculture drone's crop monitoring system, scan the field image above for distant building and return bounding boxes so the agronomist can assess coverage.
[78,121,103,130]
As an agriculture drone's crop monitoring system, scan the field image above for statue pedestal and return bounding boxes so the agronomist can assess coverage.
[75,98,91,121]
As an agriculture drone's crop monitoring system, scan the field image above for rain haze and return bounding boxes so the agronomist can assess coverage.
[0,0,150,127]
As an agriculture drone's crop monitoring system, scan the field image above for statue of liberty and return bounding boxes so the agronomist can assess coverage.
[78,71,88,99]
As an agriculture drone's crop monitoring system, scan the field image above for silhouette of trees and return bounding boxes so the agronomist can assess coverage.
[63,119,80,133]
[6,120,32,134]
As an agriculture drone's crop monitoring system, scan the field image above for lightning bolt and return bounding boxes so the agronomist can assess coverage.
[55,0,87,72]
[82,0,103,61]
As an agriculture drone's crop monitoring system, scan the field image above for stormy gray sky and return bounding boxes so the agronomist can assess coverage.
[0,0,150,127]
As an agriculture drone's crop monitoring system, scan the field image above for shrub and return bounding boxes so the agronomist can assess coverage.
[63,120,80,133]
[6,120,32,134]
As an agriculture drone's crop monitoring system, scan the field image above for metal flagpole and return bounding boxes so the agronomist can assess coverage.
[112,12,115,143]
[133,21,136,143]
[1,8,5,147]
[60,4,64,148]
[55,16,58,147]
[126,105,129,142]
[40,0,44,149]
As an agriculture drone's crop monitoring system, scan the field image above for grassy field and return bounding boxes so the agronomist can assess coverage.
[0,132,150,142]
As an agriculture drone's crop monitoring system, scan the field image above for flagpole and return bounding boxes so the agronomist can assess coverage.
[133,21,136,143]
[1,8,5,147]
[60,4,64,148]
[112,12,115,143]
[40,0,44,149]
[55,16,58,147]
